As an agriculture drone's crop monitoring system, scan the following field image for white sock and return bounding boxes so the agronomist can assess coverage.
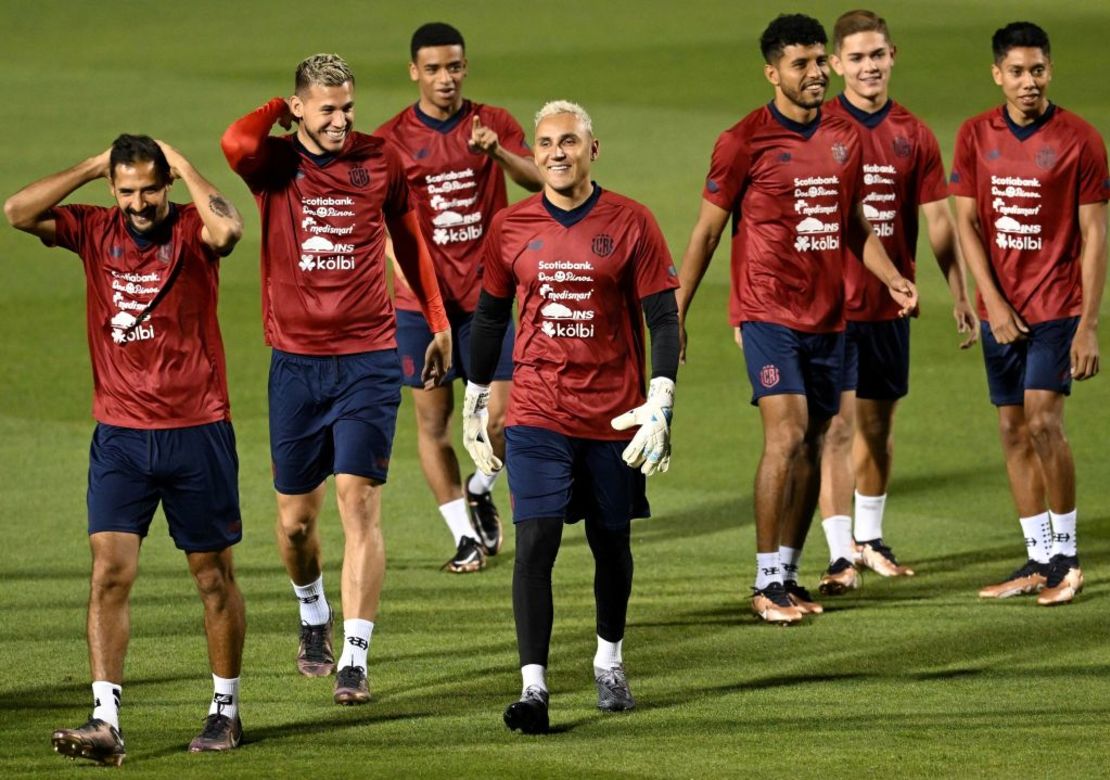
[91,681,121,730]
[468,470,499,494]
[337,619,374,671]
[822,515,854,563]
[854,491,887,542]
[292,575,331,626]
[593,637,623,670]
[1019,512,1052,564]
[521,663,547,693]
[208,675,239,721]
[1049,509,1077,557]
[755,551,781,590]
[780,546,802,582]
[439,498,478,546]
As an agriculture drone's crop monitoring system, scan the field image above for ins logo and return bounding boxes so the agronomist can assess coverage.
[760,364,780,389]
[592,233,614,257]
[348,167,370,188]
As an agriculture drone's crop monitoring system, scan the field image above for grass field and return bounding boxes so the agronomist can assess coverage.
[1,0,1108,776]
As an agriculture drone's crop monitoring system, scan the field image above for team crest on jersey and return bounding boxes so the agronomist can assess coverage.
[592,234,614,257]
[348,167,370,188]
[831,142,849,164]
[892,136,912,159]
[706,178,720,193]
[1035,146,1057,171]
[527,239,544,251]
[414,148,429,160]
[987,149,1001,161]
[760,364,780,388]
[157,245,172,264]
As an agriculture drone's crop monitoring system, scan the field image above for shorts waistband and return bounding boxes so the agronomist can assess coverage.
[272,348,391,364]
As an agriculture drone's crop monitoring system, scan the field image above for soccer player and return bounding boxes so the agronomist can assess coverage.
[4,135,247,763]
[951,22,1107,605]
[462,101,679,733]
[815,9,979,595]
[375,22,542,573]
[676,14,917,624]
[221,53,451,704]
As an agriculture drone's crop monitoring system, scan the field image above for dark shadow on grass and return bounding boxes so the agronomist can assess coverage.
[0,672,213,709]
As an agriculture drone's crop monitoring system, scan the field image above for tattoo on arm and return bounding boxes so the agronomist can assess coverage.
[208,194,237,219]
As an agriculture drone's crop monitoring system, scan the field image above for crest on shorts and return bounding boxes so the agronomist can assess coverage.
[348,167,370,188]
[831,142,849,164]
[1035,146,1057,171]
[760,364,780,388]
[892,136,912,159]
[592,233,614,257]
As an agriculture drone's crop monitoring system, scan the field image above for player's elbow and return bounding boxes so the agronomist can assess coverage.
[4,195,35,231]
[212,222,244,255]
[220,128,256,172]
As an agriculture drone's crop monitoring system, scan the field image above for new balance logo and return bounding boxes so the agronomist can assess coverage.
[347,637,369,650]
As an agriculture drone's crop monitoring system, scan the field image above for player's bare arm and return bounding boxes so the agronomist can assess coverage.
[676,198,730,363]
[850,203,917,315]
[470,116,543,192]
[155,141,243,255]
[1072,200,1107,380]
[3,149,112,243]
[921,197,978,348]
[953,195,1028,344]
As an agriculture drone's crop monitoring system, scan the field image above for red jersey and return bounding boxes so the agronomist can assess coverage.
[50,204,231,429]
[481,187,678,439]
[704,103,864,332]
[950,105,1110,324]
[222,98,448,355]
[825,95,948,321]
[375,101,530,314]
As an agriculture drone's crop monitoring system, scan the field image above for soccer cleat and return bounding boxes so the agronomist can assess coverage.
[595,665,636,712]
[297,611,335,677]
[504,686,549,734]
[819,557,861,596]
[978,559,1049,599]
[784,580,824,615]
[750,582,804,625]
[442,535,486,574]
[188,714,242,752]
[466,475,503,556]
[1037,554,1083,606]
[334,665,371,705]
[857,538,915,577]
[51,718,126,767]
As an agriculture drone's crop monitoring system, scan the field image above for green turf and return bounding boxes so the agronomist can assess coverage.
[1,0,1108,776]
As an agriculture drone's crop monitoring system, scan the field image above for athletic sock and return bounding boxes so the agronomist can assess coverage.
[292,575,331,626]
[594,636,623,671]
[854,491,887,542]
[821,515,854,563]
[1019,512,1052,564]
[91,681,121,730]
[337,619,374,671]
[439,498,478,546]
[779,546,802,582]
[1049,509,1078,558]
[208,675,239,721]
[468,470,499,494]
[755,551,781,590]
[521,664,547,694]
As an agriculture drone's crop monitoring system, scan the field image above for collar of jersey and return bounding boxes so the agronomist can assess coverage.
[837,93,893,129]
[413,100,471,134]
[542,183,602,228]
[294,135,337,167]
[123,203,178,250]
[1001,102,1056,141]
[767,101,821,139]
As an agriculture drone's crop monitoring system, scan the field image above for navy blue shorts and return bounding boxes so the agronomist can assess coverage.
[503,425,649,531]
[842,319,910,400]
[269,349,401,493]
[87,421,241,552]
[396,309,515,388]
[740,321,845,420]
[981,317,1077,406]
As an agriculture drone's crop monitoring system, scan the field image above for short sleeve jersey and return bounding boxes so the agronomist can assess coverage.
[375,101,530,314]
[235,132,413,354]
[50,204,231,429]
[950,105,1110,324]
[825,95,949,321]
[481,187,678,439]
[704,104,863,332]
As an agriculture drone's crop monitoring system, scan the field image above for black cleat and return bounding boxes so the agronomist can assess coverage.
[334,665,371,705]
[442,535,486,573]
[297,611,335,677]
[52,718,125,767]
[188,714,242,752]
[466,475,503,555]
[504,686,549,734]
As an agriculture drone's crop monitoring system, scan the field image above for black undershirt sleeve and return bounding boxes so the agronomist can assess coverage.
[643,289,679,382]
[469,289,514,385]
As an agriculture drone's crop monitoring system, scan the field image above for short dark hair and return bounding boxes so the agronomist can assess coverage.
[109,134,170,183]
[411,22,465,61]
[760,14,828,64]
[992,22,1050,63]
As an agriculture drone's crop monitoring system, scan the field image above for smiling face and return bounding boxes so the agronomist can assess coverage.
[832,30,895,105]
[533,112,598,202]
[992,46,1051,122]
[766,43,830,114]
[109,160,170,234]
[410,44,467,117]
[290,81,355,155]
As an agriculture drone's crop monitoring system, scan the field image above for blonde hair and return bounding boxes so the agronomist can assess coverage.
[295,53,355,93]
[534,100,593,136]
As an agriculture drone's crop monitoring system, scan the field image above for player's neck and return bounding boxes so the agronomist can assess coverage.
[1004,99,1049,127]
[841,88,889,114]
[772,94,819,125]
[418,96,465,122]
[545,181,595,212]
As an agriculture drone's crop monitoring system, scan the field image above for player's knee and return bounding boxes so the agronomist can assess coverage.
[415,407,451,441]
[191,562,235,601]
[764,422,807,459]
[1025,411,1065,450]
[824,414,852,452]
[90,557,137,595]
[514,517,562,572]
[277,511,316,546]
[997,412,1028,450]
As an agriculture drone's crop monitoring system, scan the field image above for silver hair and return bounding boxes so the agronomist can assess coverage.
[534,100,593,135]
[295,53,355,92]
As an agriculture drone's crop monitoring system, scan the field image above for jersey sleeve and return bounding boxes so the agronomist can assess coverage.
[220,98,296,192]
[915,124,949,205]
[179,206,221,265]
[47,204,99,254]
[382,144,413,219]
[948,121,978,198]
[486,107,531,157]
[702,130,750,211]
[632,207,679,299]
[1077,124,1110,205]
[479,212,514,298]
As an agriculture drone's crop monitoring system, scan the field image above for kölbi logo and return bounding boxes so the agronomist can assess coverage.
[541,321,594,338]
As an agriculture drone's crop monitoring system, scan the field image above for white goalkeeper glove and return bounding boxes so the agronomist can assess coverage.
[462,381,503,476]
[610,377,674,476]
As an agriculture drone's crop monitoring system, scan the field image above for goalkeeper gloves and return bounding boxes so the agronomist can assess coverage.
[462,381,503,475]
[610,377,674,476]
